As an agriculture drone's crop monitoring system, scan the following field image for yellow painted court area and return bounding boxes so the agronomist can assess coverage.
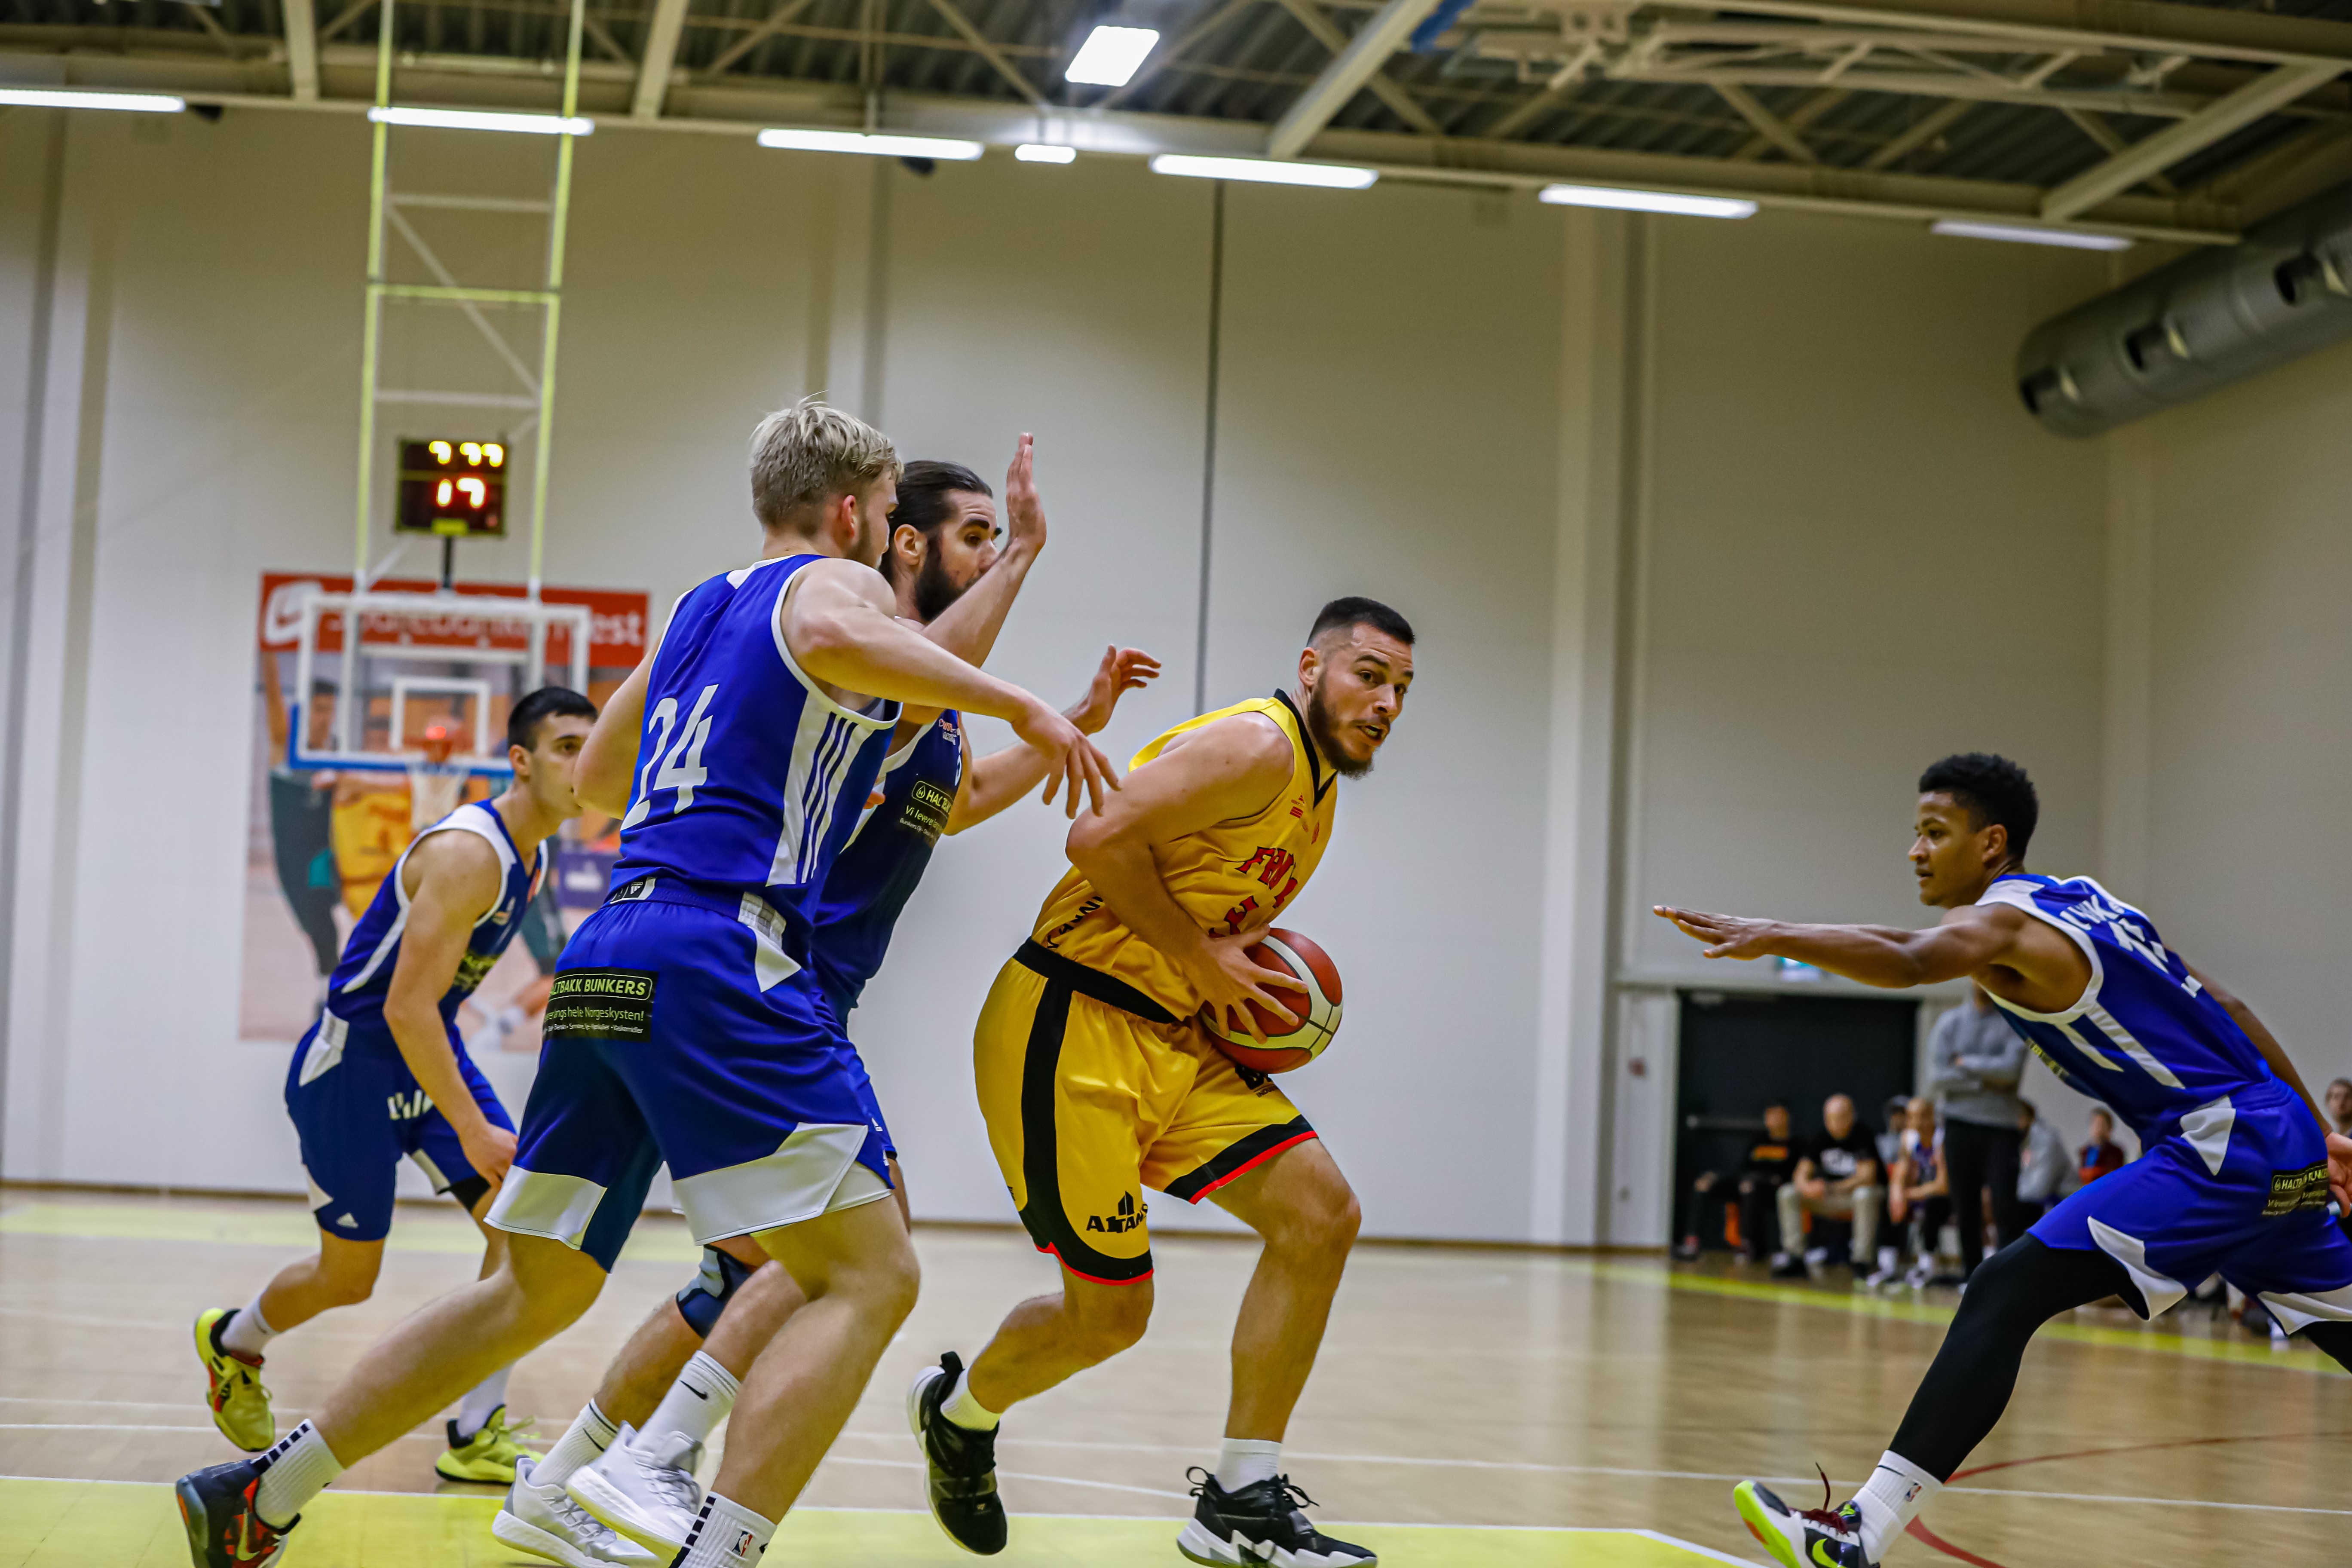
[1,1481,1745,1568]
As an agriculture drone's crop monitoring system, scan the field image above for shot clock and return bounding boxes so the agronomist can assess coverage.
[396,438,508,537]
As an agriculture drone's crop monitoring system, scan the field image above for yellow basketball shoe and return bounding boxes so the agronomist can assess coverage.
[438,1406,542,1484]
[192,1307,274,1452]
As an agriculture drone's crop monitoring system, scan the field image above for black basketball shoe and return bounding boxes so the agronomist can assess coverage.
[1732,1478,1876,1568]
[907,1351,1006,1555]
[175,1458,298,1568]
[1177,1469,1376,1566]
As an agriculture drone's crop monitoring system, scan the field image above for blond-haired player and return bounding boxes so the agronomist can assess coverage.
[910,597,1414,1568]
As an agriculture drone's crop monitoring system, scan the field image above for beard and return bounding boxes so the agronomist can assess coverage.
[1305,680,1374,779]
[911,542,965,622]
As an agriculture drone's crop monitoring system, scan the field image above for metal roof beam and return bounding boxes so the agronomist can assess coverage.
[2042,60,2340,220]
[1266,0,1444,153]
[283,0,320,99]
[1859,95,1970,169]
[1712,81,1818,162]
[923,0,1048,108]
[1687,0,2352,70]
[631,0,687,115]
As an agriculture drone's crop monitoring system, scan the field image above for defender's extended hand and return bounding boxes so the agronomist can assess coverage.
[1193,925,1307,1043]
[1003,433,1046,557]
[1655,905,1779,961]
[2328,1132,2352,1213]
[1013,697,1118,818]
[1066,646,1161,735]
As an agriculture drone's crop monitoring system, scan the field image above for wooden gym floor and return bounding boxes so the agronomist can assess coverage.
[4,1190,2346,1567]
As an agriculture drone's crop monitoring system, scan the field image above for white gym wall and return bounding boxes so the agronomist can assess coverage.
[5,107,2344,1247]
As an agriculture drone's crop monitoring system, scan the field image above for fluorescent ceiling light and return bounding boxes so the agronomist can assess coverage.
[1066,25,1159,87]
[0,86,184,113]
[1016,143,1078,164]
[1539,183,1755,219]
[1931,219,2132,252]
[757,127,984,160]
[1148,154,1377,190]
[369,105,593,135]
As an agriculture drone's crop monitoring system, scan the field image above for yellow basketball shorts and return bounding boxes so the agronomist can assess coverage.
[974,940,1316,1283]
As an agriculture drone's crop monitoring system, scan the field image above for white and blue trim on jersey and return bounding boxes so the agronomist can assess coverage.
[1976,873,2277,1141]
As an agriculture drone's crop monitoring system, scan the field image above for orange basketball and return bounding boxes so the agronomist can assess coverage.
[1199,928,1343,1073]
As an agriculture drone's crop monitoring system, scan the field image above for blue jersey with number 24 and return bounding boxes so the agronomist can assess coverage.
[608,553,900,963]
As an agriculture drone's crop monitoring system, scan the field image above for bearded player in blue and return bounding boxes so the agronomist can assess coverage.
[1655,752,2352,1568]
[496,450,1158,1566]
[174,400,1117,1568]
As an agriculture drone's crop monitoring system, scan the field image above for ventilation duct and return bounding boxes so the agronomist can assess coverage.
[2016,180,2352,438]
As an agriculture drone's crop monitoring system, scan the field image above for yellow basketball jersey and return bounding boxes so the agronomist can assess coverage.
[1030,691,1338,1016]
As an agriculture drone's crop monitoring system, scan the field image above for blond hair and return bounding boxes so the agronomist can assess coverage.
[747,396,900,531]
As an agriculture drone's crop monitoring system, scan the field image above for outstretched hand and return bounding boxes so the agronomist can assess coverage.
[1067,645,1161,735]
[1003,433,1046,557]
[2328,1132,2352,1214]
[1012,696,1119,818]
[1654,905,1780,961]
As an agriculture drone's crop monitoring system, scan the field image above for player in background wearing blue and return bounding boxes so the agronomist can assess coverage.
[500,450,1157,1565]
[1657,753,2352,1568]
[193,687,597,1485]
[172,400,1116,1568]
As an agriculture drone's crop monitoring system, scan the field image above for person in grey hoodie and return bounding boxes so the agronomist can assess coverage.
[1928,984,2028,1277]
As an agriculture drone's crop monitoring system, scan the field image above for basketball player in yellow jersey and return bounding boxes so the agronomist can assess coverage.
[910,597,1415,1568]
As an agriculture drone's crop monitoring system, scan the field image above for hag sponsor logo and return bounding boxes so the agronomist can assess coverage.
[2266,1162,2331,1217]
[453,948,500,993]
[899,778,953,845]
[1087,1192,1145,1234]
[543,968,658,1042]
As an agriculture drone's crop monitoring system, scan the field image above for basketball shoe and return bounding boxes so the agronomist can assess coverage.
[193,1308,274,1452]
[436,1404,541,1482]
[1177,1470,1376,1566]
[174,1457,296,1568]
[1732,1479,1875,1568]
[566,1423,703,1556]
[494,1455,660,1568]
[908,1352,1006,1554]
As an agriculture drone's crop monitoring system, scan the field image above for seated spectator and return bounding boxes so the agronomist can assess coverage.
[2016,1098,2073,1221]
[1875,1094,1911,1176]
[2328,1078,2352,1138]
[1773,1093,1881,1277]
[1868,1096,1949,1286]
[1676,1104,1797,1262]
[2077,1106,2126,1186]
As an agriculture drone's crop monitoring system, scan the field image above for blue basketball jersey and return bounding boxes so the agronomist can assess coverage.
[609,553,901,961]
[809,711,967,1012]
[325,802,541,1055]
[1978,874,2278,1138]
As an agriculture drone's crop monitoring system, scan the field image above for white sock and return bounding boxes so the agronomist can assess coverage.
[220,1293,278,1362]
[253,1420,344,1528]
[940,1367,999,1432]
[1216,1437,1281,1493]
[454,1365,513,1440]
[679,1491,777,1567]
[533,1400,618,1488]
[643,1351,740,1449]
[1852,1450,1941,1563]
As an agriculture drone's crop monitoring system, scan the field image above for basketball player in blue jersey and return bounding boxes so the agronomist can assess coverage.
[190,686,597,1486]
[173,399,1115,1568]
[1655,752,2352,1568]
[501,455,1157,1564]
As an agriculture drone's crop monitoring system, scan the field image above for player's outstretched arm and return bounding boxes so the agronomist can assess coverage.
[901,434,1047,730]
[1652,902,2026,989]
[1065,712,1307,1041]
[577,650,654,817]
[381,833,516,1187]
[785,558,1115,816]
[947,646,1160,833]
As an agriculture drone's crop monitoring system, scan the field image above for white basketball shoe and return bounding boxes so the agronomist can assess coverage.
[493,1456,659,1568]
[566,1424,704,1557]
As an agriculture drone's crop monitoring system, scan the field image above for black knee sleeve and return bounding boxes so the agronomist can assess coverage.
[1888,1237,2126,1480]
[446,1173,493,1215]
[674,1245,756,1338]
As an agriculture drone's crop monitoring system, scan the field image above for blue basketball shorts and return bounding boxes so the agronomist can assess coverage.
[283,1014,512,1243]
[486,889,894,1270]
[2031,1076,2352,1332]
[815,981,895,1161]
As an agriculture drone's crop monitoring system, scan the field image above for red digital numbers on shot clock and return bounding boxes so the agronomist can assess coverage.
[396,438,507,537]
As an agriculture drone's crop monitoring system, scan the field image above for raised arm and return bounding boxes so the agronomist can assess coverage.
[380,833,513,1188]
[947,646,1160,834]
[1063,712,1306,1040]
[784,557,1113,817]
[901,435,1046,729]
